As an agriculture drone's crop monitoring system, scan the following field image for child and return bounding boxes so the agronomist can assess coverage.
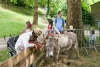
[21,21,32,33]
[68,25,75,32]
[28,35,38,49]
[30,29,43,48]
[90,30,96,48]
[45,19,61,38]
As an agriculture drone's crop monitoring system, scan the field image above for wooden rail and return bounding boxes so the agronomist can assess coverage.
[0,48,45,67]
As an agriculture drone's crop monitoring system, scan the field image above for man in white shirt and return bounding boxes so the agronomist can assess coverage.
[15,28,42,54]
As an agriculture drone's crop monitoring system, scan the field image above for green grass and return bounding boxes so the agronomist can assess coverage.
[85,35,100,46]
[0,3,33,16]
[0,2,46,64]
[0,2,46,38]
[79,47,100,67]
[0,50,10,62]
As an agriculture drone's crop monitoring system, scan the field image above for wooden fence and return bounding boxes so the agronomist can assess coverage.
[0,47,45,67]
[1,28,100,67]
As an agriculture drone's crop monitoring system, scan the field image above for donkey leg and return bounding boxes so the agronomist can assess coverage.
[74,45,79,59]
[55,48,60,65]
[68,47,73,59]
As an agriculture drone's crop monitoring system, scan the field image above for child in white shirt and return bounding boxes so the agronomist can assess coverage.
[90,30,96,48]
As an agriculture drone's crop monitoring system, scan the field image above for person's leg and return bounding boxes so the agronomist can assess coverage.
[92,40,95,48]
[90,40,92,48]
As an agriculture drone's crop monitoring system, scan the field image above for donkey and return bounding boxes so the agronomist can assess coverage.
[45,32,79,64]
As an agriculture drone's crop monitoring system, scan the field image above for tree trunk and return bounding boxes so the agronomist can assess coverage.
[67,0,83,29]
[33,0,38,25]
[67,0,86,47]
[46,0,50,17]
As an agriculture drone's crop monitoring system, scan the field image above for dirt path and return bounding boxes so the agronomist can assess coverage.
[0,38,8,51]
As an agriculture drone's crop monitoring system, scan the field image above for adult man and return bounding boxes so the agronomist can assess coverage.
[54,11,65,33]
[15,28,42,54]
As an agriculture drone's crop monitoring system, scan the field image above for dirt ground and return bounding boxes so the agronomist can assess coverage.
[43,47,100,67]
[43,55,82,67]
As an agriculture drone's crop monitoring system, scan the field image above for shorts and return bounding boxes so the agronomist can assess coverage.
[59,31,64,34]
[90,40,94,45]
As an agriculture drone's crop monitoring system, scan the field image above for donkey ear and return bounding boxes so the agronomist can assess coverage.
[54,36,58,40]
[43,34,47,40]
[43,34,45,37]
[54,35,59,40]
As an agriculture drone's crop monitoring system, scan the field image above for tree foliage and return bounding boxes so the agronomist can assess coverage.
[82,7,94,25]
[60,0,95,26]
[10,0,34,8]
[81,0,91,12]
[48,0,66,17]
[38,0,47,7]
[81,0,94,25]
[9,0,66,16]
[9,0,99,25]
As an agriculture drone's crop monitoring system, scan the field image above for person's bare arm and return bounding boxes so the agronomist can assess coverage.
[53,26,61,34]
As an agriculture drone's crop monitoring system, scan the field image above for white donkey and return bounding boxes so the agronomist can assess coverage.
[45,32,79,64]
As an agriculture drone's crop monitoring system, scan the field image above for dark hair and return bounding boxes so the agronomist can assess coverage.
[48,19,53,29]
[32,31,38,38]
[29,35,37,43]
[26,21,32,30]
[91,30,95,34]
[58,11,62,15]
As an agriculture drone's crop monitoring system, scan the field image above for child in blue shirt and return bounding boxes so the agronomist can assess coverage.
[90,30,96,48]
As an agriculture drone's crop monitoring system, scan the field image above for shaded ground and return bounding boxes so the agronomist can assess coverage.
[43,47,100,67]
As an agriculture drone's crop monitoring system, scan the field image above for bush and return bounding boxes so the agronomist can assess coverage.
[82,7,94,26]
[38,10,43,16]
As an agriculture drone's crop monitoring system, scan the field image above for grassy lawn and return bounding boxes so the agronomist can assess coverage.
[0,50,10,63]
[0,2,46,38]
[85,35,100,46]
[79,47,100,67]
[0,2,46,64]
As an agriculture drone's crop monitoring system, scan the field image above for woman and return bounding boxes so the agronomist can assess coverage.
[45,19,61,38]
[21,21,32,33]
[15,28,42,54]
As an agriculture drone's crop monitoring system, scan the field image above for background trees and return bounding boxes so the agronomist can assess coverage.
[33,0,38,25]
[2,0,100,26]
[67,0,82,29]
